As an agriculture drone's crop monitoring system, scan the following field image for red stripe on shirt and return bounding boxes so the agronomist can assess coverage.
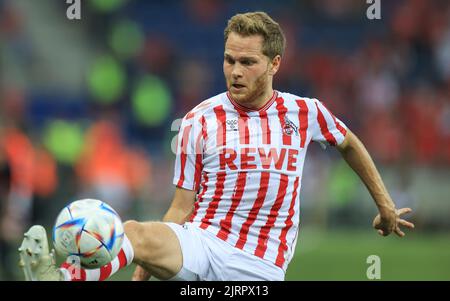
[214,105,226,147]
[235,172,270,250]
[176,124,192,188]
[186,111,195,120]
[193,153,203,191]
[259,110,271,144]
[315,102,337,146]
[254,174,289,258]
[217,171,247,241]
[276,176,299,268]
[193,117,207,191]
[201,115,208,150]
[275,97,291,146]
[200,172,226,229]
[323,106,347,137]
[190,172,208,222]
[296,99,309,148]
[238,110,250,145]
[195,101,211,110]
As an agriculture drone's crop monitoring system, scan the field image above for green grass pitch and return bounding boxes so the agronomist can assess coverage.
[107,229,450,281]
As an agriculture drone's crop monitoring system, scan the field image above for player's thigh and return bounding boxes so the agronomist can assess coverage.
[123,220,182,279]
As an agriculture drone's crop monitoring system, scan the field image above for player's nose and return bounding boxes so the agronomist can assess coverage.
[231,65,243,78]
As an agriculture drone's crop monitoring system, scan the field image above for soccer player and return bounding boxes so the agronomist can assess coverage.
[19,11,414,281]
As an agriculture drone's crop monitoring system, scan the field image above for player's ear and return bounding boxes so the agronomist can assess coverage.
[269,55,281,76]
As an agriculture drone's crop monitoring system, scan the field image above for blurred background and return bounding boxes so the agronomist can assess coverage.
[0,0,449,281]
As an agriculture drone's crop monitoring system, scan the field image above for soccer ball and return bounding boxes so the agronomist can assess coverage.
[52,199,124,269]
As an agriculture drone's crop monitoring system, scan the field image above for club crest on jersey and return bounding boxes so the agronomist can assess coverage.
[283,116,299,136]
[225,118,239,131]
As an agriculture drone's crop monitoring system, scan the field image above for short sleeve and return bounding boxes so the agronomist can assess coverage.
[173,114,204,191]
[309,99,348,147]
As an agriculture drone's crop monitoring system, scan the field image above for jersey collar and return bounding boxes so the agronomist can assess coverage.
[226,90,278,113]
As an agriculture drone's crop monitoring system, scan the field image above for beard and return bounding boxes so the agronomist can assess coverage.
[227,69,270,107]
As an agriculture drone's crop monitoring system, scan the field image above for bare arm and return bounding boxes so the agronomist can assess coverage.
[132,187,196,280]
[336,130,414,236]
[162,187,196,224]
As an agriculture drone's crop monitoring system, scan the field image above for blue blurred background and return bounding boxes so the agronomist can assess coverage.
[1,0,449,280]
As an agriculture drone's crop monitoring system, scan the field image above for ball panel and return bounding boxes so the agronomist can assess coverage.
[78,230,104,254]
[53,199,124,269]
[53,227,80,256]
[54,207,73,228]
[81,245,112,268]
[71,199,103,212]
[99,202,120,218]
[109,217,124,258]
[110,232,124,259]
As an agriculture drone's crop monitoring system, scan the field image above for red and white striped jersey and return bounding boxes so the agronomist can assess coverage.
[173,90,347,271]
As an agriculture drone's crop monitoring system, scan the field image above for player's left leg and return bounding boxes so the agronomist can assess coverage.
[56,220,182,281]
[19,220,182,281]
[18,224,134,281]
[58,234,134,281]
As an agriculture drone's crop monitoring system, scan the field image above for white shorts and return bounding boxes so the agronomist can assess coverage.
[165,222,285,281]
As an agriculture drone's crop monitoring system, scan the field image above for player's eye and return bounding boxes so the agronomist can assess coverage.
[225,57,235,64]
[241,60,255,66]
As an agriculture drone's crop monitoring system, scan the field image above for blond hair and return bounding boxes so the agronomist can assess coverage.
[224,11,286,59]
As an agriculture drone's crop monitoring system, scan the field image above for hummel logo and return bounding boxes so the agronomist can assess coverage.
[226,119,239,131]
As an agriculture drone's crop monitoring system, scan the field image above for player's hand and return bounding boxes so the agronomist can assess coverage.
[131,264,152,281]
[372,207,415,237]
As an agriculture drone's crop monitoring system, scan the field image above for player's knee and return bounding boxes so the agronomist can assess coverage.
[123,220,140,240]
[123,220,163,262]
[124,221,182,278]
[124,220,144,257]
